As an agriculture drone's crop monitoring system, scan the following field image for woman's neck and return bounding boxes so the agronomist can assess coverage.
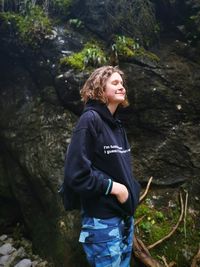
[107,103,118,115]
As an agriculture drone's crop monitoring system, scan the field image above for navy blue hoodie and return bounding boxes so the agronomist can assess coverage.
[64,100,141,218]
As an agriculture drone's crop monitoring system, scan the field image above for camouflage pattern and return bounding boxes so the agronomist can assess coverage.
[79,216,134,267]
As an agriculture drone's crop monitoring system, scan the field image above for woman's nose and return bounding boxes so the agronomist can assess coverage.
[119,86,125,92]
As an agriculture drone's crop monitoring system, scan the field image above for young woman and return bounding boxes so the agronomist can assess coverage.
[64,66,141,267]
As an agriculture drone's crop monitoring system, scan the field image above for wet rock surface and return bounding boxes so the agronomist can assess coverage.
[72,0,157,44]
[0,235,50,267]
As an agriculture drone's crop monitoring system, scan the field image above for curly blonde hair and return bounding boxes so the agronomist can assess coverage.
[80,66,129,107]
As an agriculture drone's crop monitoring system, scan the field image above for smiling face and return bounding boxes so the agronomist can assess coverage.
[80,66,129,109]
[104,72,126,113]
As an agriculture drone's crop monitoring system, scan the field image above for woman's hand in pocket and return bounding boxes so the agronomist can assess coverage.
[110,181,129,204]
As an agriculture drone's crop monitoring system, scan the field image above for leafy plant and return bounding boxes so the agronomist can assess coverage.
[140,221,153,233]
[185,12,200,44]
[155,211,164,221]
[83,43,107,68]
[111,35,160,62]
[0,5,52,48]
[60,42,107,70]
[69,18,84,29]
[111,35,140,58]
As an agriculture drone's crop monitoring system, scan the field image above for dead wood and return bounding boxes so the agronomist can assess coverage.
[135,215,146,226]
[161,256,176,267]
[139,176,153,203]
[133,235,164,267]
[191,249,200,267]
[161,256,169,267]
[183,190,188,238]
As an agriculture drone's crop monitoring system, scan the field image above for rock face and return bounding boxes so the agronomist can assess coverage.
[0,58,82,265]
[0,0,199,266]
[122,40,200,185]
[72,0,157,44]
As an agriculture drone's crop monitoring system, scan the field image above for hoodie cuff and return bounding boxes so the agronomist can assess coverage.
[105,179,113,195]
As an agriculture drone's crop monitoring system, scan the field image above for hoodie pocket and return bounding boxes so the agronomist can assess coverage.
[120,193,132,215]
[120,179,141,216]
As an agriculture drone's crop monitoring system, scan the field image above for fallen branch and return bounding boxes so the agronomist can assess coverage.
[148,192,184,250]
[191,248,200,267]
[160,256,177,267]
[183,190,188,238]
[139,176,153,203]
[133,235,164,267]
[161,256,169,267]
[135,215,146,226]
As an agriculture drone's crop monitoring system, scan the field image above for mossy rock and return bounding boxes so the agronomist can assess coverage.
[60,41,107,70]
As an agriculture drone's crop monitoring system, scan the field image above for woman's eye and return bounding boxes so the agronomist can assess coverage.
[112,81,118,85]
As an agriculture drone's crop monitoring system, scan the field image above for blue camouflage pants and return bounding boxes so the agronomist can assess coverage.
[79,216,134,267]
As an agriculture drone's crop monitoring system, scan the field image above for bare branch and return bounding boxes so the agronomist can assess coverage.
[135,215,146,226]
[191,248,200,267]
[169,262,177,267]
[161,256,169,267]
[139,176,153,203]
[133,235,164,267]
[184,190,188,238]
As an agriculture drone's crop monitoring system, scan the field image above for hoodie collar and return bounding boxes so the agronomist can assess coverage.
[83,100,121,128]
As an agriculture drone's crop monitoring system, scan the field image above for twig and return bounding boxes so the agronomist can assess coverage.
[148,192,184,250]
[161,256,169,267]
[169,262,177,267]
[135,215,146,226]
[184,190,188,238]
[191,248,200,267]
[139,176,153,202]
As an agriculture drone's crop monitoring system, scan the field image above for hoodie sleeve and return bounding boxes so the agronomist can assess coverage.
[64,111,112,198]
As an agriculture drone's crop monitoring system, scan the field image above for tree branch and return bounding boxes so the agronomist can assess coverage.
[191,248,200,267]
[139,176,153,203]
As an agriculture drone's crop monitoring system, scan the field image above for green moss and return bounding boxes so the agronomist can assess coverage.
[111,35,160,63]
[60,52,85,70]
[69,18,84,30]
[185,12,200,44]
[150,224,171,242]
[135,47,160,62]
[60,41,107,70]
[135,194,200,266]
[112,35,138,58]
[135,203,151,217]
[0,6,52,48]
[135,200,180,244]
[59,35,159,70]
